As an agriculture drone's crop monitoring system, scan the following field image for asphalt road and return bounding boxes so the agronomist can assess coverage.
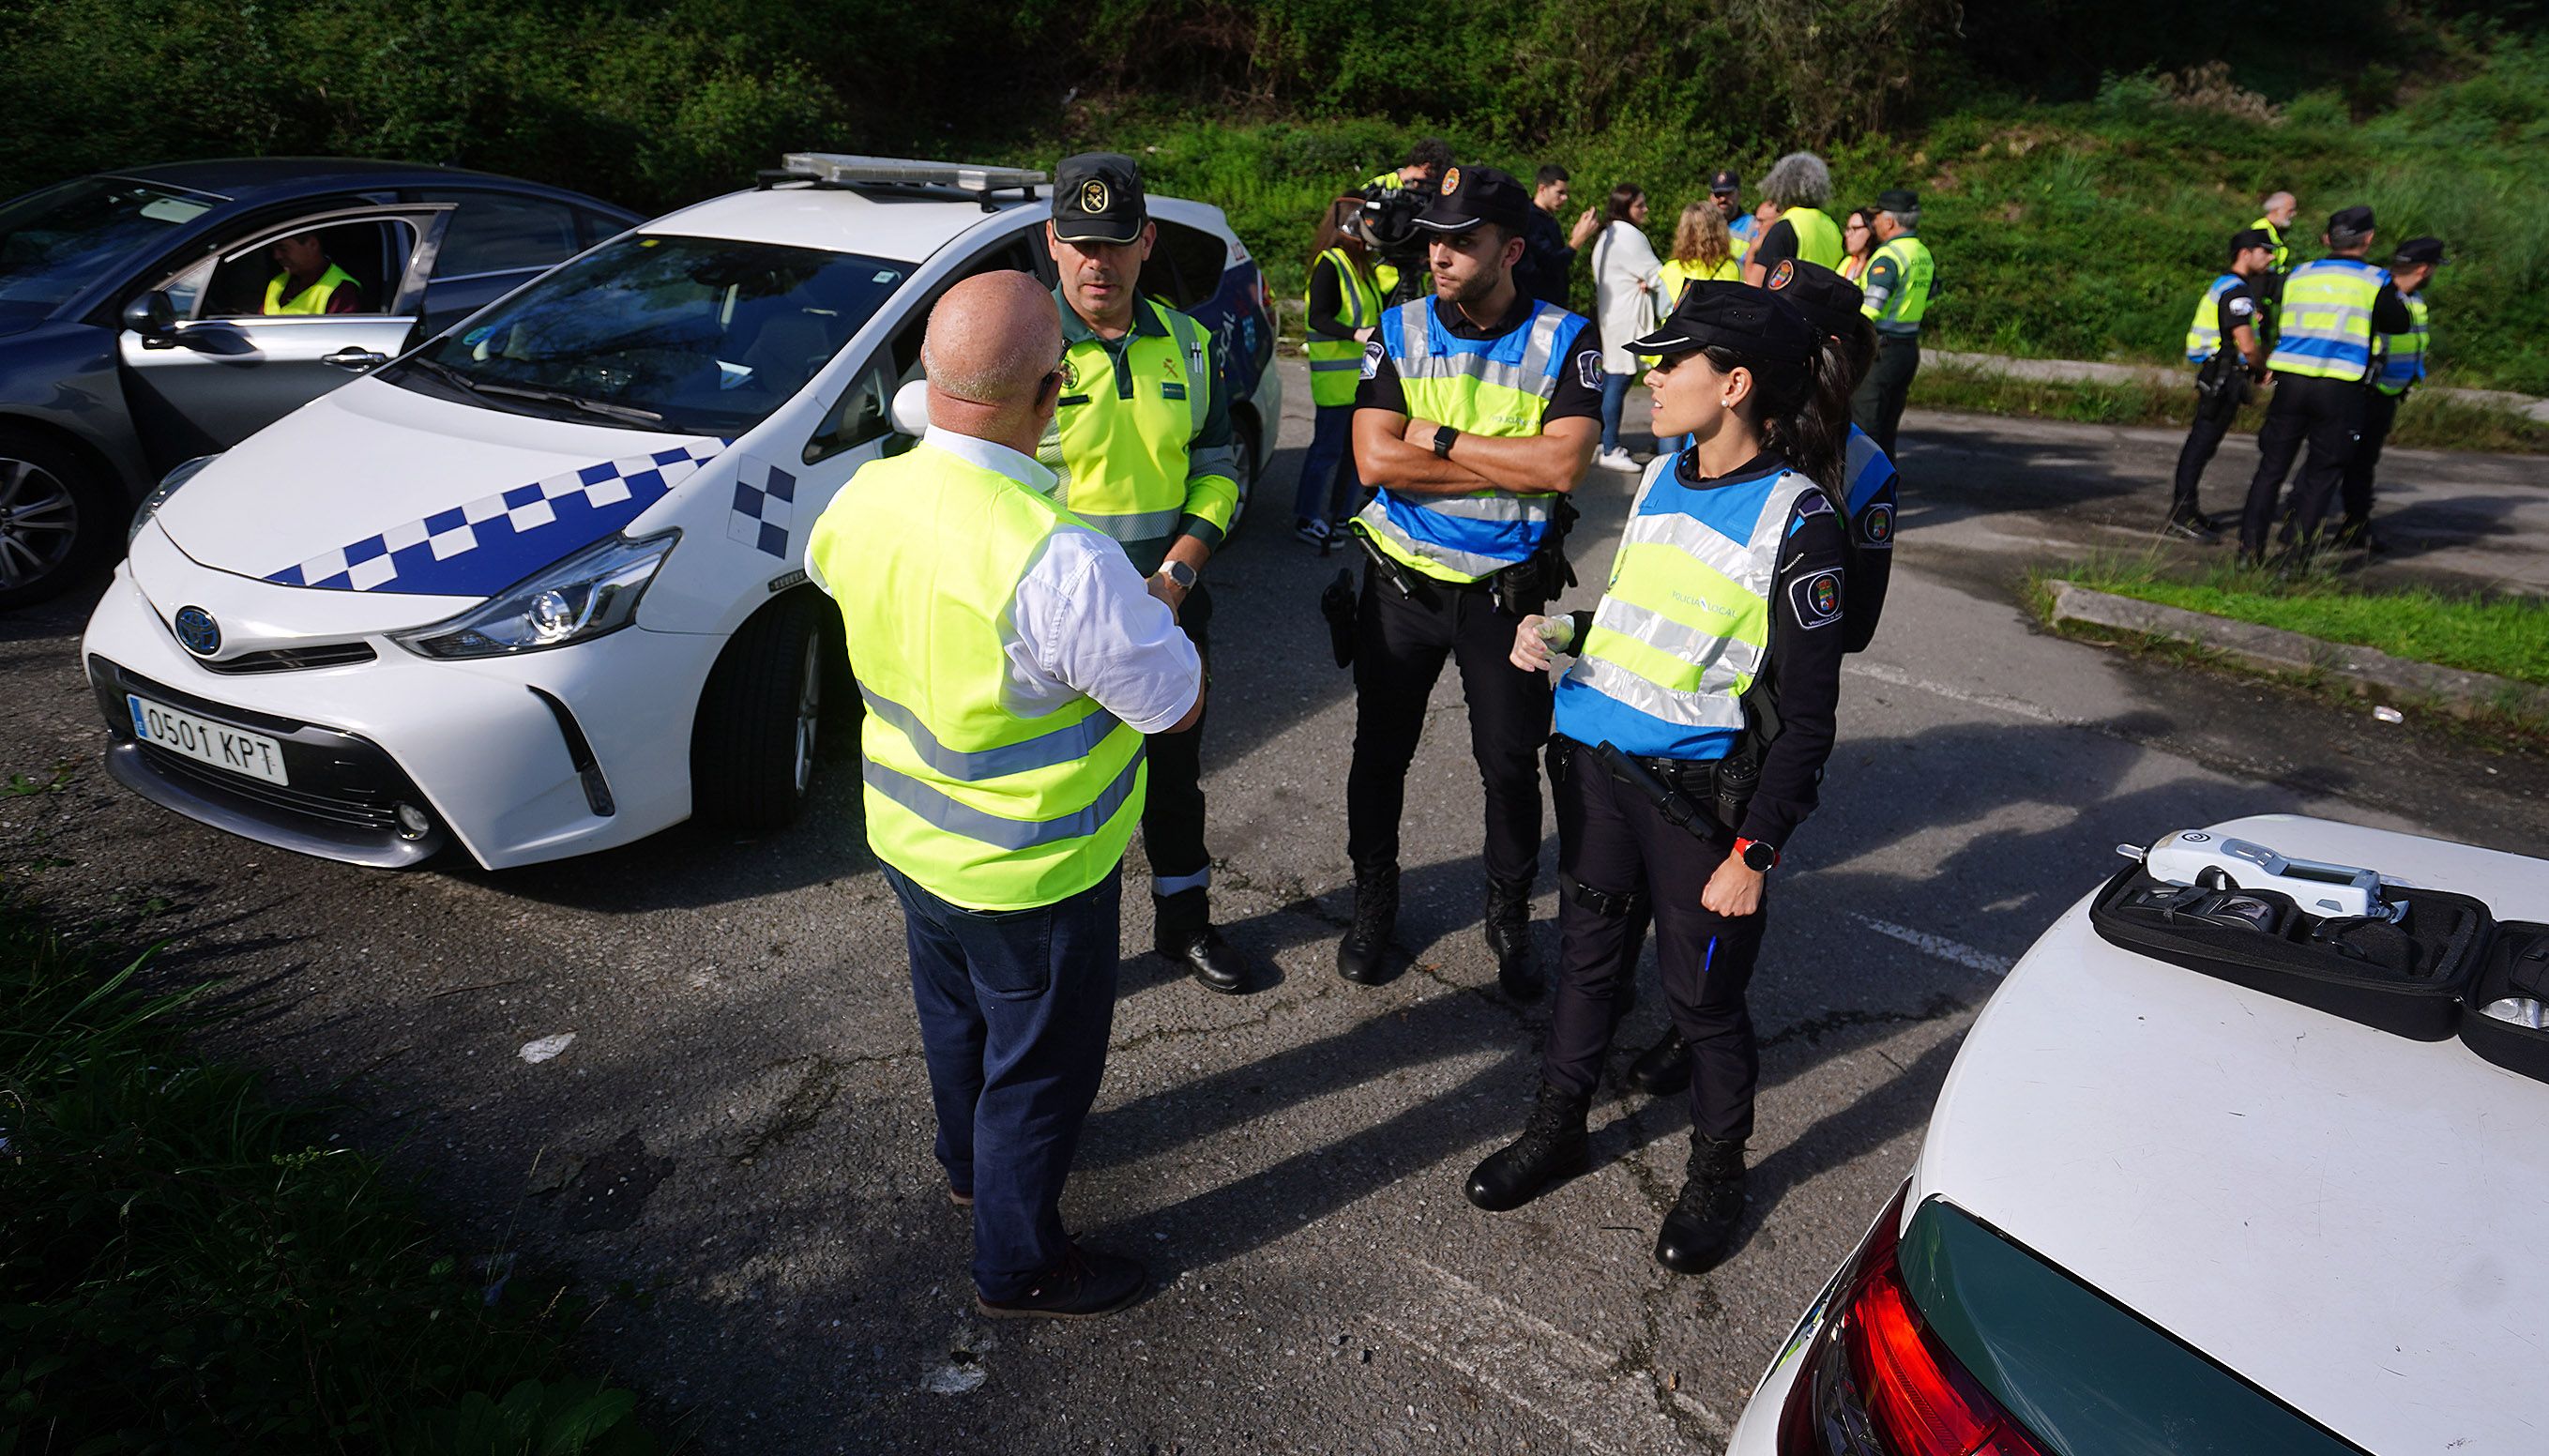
[5,360,2543,1454]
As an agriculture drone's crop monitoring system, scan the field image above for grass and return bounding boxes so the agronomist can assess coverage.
[1909,363,2549,454]
[0,894,663,1454]
[2056,555,2549,686]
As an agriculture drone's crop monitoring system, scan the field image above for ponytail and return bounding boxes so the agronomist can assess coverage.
[1702,342,1849,494]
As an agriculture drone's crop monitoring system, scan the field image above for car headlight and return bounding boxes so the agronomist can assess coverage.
[392,530,678,659]
[129,454,222,546]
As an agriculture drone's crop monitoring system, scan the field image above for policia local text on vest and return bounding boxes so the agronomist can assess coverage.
[1039,152,1256,995]
[1848,189,1933,460]
[1334,165,1605,999]
[2237,205,2417,565]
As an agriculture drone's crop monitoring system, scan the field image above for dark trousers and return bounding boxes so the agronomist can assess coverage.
[1851,334,1920,459]
[2240,374,2366,558]
[884,861,1122,1300]
[1143,583,1211,896]
[1344,566,1551,889]
[1539,739,1766,1143]
[2340,387,2400,532]
[2170,367,2246,519]
[1292,402,1363,525]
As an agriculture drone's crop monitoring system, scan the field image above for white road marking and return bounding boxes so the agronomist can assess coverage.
[1843,660,2081,726]
[1852,914,2013,977]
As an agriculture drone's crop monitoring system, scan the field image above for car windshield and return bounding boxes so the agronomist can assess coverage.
[392,234,909,435]
[0,176,218,326]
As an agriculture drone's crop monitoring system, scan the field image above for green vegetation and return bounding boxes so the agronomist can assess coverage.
[1909,363,2549,453]
[2058,557,2549,686]
[0,896,660,1453]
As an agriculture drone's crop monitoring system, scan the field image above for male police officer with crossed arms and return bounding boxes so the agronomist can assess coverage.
[1041,153,1255,995]
[1338,165,1603,996]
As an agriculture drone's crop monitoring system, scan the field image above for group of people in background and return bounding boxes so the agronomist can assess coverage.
[2171,190,2444,567]
[1291,144,1935,543]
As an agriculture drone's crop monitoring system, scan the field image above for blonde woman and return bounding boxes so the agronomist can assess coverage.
[1658,204,1742,315]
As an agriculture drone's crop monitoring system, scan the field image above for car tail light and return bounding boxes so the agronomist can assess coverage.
[1778,1188,2053,1456]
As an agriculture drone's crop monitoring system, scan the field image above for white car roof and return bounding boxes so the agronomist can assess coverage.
[637,184,1240,267]
[1919,814,2548,1455]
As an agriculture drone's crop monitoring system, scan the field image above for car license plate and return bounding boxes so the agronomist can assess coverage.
[127,694,289,786]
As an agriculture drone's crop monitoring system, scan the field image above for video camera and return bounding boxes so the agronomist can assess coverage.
[1358,176,1436,305]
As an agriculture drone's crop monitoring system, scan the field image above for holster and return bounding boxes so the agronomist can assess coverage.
[1319,568,1358,669]
[2194,355,2251,417]
[1495,496,1581,617]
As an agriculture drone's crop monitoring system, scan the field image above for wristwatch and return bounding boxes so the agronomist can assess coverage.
[1156,558,1199,592]
[1735,837,1780,872]
[1432,424,1459,459]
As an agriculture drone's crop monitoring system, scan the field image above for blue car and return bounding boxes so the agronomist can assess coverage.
[0,158,641,607]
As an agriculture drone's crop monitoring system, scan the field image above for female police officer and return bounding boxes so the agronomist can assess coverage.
[1462,281,1852,1276]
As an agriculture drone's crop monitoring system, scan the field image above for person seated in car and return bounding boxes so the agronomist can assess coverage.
[264,234,362,315]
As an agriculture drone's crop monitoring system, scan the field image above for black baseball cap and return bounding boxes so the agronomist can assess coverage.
[1413,164,1535,235]
[1760,258,1863,339]
[2229,226,2274,259]
[2394,235,2446,266]
[2328,205,2375,237]
[1710,170,1741,195]
[1875,188,1919,215]
[1629,281,1818,364]
[1053,152,1147,245]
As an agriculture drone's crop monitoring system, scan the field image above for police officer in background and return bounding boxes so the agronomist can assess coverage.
[2237,205,2415,567]
[1337,164,1603,997]
[2166,228,2275,539]
[2338,235,2443,553]
[1042,153,1254,994]
[1850,189,1934,458]
[1711,170,1760,264]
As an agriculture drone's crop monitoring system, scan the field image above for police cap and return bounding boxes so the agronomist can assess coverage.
[1759,257,1862,339]
[2393,235,2446,266]
[2229,227,2274,260]
[1709,169,1741,196]
[1629,280,1817,364]
[1053,153,1148,245]
[1413,164,1534,236]
[2328,204,2376,238]
[1875,188,1919,215]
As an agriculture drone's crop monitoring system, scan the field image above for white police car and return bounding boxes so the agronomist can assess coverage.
[81,155,1282,868]
[1728,814,2549,1456]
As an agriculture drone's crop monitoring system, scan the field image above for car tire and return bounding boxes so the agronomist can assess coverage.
[0,427,118,611]
[691,593,827,831]
[1226,411,1259,538]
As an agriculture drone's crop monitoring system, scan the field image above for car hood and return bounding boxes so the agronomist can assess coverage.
[1918,815,2549,1455]
[153,378,725,599]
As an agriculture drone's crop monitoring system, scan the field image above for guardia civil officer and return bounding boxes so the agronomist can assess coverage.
[2236,205,2415,567]
[2337,235,2443,553]
[1041,153,1254,993]
[1849,189,1935,458]
[1468,281,1852,1275]
[804,271,1203,1319]
[2166,228,2276,539]
[1337,164,1604,997]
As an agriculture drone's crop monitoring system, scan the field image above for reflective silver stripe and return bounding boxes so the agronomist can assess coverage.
[862,749,1145,851]
[1327,250,1368,329]
[860,687,1123,781]
[1593,596,1764,678]
[1567,656,1748,729]
[1353,499,1511,578]
[1616,506,1766,594]
[1074,506,1186,542]
[1516,307,1569,380]
[1187,443,1239,484]
[1393,300,1433,360]
[1424,491,1555,524]
[1308,358,1363,372]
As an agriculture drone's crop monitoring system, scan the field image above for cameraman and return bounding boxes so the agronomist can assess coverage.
[1364,138,1453,194]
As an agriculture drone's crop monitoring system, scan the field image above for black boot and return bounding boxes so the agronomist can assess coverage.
[1627,1027,1691,1096]
[1464,1083,1589,1211]
[1482,878,1542,1001]
[1337,865,1398,985]
[1155,887,1248,995]
[1654,1134,1747,1275]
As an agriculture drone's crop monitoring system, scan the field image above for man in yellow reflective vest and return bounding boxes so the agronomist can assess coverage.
[803,271,1202,1319]
[2252,190,2299,276]
[264,233,362,315]
[2338,235,2444,553]
[2237,205,2418,566]
[1850,188,1934,458]
[1740,151,1843,286]
[1340,164,1603,998]
[1040,152,1255,995]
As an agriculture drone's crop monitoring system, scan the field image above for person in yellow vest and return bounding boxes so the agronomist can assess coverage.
[1363,137,1453,195]
[1850,189,1935,458]
[1473,281,1852,1275]
[2253,190,2299,275]
[1296,194,1385,544]
[1739,151,1843,286]
[1839,208,1877,282]
[1039,152,1254,995]
[2237,205,2418,566]
[264,234,361,315]
[2167,227,2276,539]
[802,270,1202,1320]
[1647,203,1744,454]
[2337,235,2444,554]
[1338,164,1604,998]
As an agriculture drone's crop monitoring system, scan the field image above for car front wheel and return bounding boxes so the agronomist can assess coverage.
[690,593,826,830]
[0,428,116,610]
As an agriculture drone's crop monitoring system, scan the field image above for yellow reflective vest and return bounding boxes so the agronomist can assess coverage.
[264,264,358,316]
[1306,247,1383,408]
[1039,292,1238,570]
[2267,257,2391,383]
[1774,207,1844,271]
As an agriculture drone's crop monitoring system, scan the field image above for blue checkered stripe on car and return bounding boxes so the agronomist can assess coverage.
[266,443,724,596]
[726,458,798,558]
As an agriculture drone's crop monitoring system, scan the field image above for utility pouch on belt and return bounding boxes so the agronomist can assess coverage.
[1495,496,1580,617]
[1319,569,1358,669]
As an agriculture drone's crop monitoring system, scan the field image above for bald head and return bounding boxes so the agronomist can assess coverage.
[921,271,1064,447]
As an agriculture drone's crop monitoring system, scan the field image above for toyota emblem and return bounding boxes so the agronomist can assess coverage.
[173,605,220,657]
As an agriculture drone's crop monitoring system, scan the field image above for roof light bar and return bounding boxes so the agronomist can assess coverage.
[772,153,1048,195]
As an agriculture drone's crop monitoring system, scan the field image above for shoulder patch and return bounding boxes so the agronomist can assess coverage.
[1859,500,1895,548]
[2228,296,2255,318]
[1360,340,1387,380]
[1577,350,1605,390]
[1790,569,1843,629]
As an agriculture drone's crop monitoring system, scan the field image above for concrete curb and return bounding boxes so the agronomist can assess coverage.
[2045,580,2549,722]
[1929,350,2549,426]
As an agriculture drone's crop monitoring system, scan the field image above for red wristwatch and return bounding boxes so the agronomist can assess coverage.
[1735,837,1779,872]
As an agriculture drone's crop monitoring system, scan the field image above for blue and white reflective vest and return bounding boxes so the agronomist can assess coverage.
[1839,425,1895,654]
[2267,257,2391,383]
[2375,292,2430,397]
[2185,274,2243,363]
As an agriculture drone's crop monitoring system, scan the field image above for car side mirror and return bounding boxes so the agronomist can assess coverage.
[121,291,177,346]
[888,378,929,438]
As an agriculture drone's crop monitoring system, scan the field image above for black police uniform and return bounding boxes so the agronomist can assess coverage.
[2337,235,2444,546]
[2173,266,2267,529]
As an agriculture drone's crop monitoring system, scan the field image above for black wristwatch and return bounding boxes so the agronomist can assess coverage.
[1432,424,1459,459]
[1736,837,1780,872]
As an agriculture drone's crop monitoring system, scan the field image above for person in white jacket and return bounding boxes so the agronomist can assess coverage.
[1589,183,1660,472]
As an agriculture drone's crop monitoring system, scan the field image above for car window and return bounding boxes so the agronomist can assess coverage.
[805,236,1037,464]
[575,207,630,248]
[0,176,215,328]
[413,191,581,277]
[195,219,417,319]
[391,234,910,437]
[1139,219,1229,311]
